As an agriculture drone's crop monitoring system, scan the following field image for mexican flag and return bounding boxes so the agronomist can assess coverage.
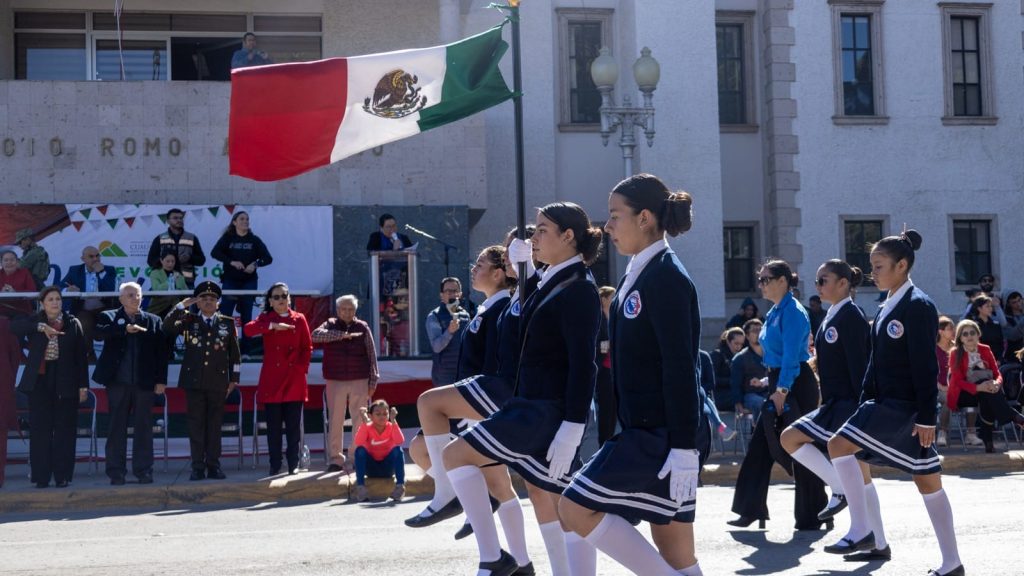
[229,25,514,182]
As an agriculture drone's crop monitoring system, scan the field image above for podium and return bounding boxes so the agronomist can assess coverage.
[369,250,420,357]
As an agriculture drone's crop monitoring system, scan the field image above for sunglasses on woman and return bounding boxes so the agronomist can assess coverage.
[756,276,776,286]
[270,294,289,300]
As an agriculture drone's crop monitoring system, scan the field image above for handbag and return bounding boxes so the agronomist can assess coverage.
[967,368,993,385]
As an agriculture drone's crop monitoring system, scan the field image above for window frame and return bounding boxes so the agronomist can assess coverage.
[716,11,758,133]
[555,8,613,132]
[829,0,888,125]
[939,2,996,125]
[949,216,997,289]
[723,223,758,295]
[839,216,888,290]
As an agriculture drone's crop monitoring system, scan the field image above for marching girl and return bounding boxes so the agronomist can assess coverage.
[826,230,964,576]
[781,260,871,526]
[443,202,603,576]
[559,174,705,576]
[728,259,828,530]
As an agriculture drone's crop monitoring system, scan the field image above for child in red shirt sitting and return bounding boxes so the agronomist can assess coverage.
[353,399,406,502]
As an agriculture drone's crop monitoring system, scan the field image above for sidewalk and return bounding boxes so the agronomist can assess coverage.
[3,448,1022,516]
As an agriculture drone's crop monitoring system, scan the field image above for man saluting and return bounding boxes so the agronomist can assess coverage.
[165,281,240,481]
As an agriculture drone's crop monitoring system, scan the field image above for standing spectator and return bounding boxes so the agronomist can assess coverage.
[425,277,471,387]
[244,283,312,476]
[147,208,206,289]
[0,249,37,317]
[595,285,616,446]
[312,294,379,473]
[61,246,117,354]
[351,400,406,502]
[807,295,826,336]
[10,287,88,488]
[1001,290,1024,359]
[211,211,273,356]
[15,228,50,289]
[726,297,759,329]
[731,319,767,414]
[366,213,413,252]
[966,294,1005,364]
[711,327,745,411]
[230,32,273,69]
[164,282,240,481]
[147,250,188,316]
[935,316,957,447]
[92,283,169,485]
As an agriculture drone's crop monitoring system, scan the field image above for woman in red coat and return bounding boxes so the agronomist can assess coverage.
[244,282,312,475]
[947,319,1024,453]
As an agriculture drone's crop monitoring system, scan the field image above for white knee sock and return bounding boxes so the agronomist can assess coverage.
[863,482,887,550]
[678,562,704,576]
[539,521,570,576]
[497,498,530,567]
[424,466,435,478]
[832,455,869,540]
[448,466,501,565]
[422,434,455,513]
[923,489,961,573]
[583,514,675,576]
[792,444,842,494]
[564,531,597,576]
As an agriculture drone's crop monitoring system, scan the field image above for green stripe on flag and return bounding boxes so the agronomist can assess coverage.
[417,25,514,132]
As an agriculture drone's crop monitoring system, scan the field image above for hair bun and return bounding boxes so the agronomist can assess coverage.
[660,191,693,236]
[900,229,923,251]
[849,266,864,288]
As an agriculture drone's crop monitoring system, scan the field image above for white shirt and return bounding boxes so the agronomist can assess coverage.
[875,279,914,334]
[538,255,583,290]
[822,297,852,330]
[619,237,670,297]
[476,289,511,316]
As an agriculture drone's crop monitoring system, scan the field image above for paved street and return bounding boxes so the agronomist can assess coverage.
[2,472,1021,575]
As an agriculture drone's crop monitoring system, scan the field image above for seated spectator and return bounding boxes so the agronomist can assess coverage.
[1002,290,1024,359]
[366,213,413,252]
[700,349,736,441]
[147,250,188,316]
[947,319,1024,453]
[595,286,615,445]
[0,249,37,318]
[711,327,745,411]
[15,228,50,289]
[935,316,957,447]
[352,400,406,503]
[966,293,1005,364]
[61,246,117,358]
[731,318,768,414]
[726,297,759,329]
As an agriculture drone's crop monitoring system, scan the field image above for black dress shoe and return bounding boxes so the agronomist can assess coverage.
[824,532,875,554]
[727,516,766,529]
[189,469,206,481]
[844,544,892,562]
[207,467,227,480]
[269,467,281,476]
[512,562,536,575]
[817,494,848,521]
[454,522,474,540]
[326,464,343,472]
[478,550,518,576]
[404,498,464,528]
[928,565,964,576]
[138,473,154,484]
[110,476,126,486]
[288,467,298,475]
[35,481,49,488]
[55,480,69,488]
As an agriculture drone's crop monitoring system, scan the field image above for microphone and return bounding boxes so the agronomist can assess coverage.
[404,224,437,241]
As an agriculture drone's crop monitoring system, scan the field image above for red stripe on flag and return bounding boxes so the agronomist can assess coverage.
[229,58,349,182]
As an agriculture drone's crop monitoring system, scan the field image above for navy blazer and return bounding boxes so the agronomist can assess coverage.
[494,274,539,381]
[861,286,939,426]
[457,294,510,380]
[366,231,413,252]
[92,307,170,389]
[815,301,870,403]
[515,261,600,424]
[610,249,701,450]
[61,264,117,312]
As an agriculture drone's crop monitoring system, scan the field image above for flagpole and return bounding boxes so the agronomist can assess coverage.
[508,0,527,305]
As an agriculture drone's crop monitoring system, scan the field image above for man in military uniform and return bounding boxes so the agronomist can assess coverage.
[164,281,240,481]
[15,228,50,289]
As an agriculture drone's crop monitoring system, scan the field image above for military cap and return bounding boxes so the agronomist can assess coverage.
[194,281,222,298]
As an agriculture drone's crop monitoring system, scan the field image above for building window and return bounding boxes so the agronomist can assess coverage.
[556,9,612,130]
[843,219,883,286]
[829,1,886,124]
[716,11,756,131]
[952,219,992,286]
[940,3,995,125]
[724,226,755,293]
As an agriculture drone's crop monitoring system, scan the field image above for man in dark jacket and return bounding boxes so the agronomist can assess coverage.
[164,281,240,481]
[147,208,206,288]
[93,282,169,485]
[61,246,117,353]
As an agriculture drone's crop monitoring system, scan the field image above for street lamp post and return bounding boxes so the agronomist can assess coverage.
[590,46,660,179]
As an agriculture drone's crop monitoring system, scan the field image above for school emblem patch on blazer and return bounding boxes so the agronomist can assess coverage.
[468,316,483,334]
[824,326,839,344]
[510,300,521,317]
[886,319,904,339]
[623,291,642,319]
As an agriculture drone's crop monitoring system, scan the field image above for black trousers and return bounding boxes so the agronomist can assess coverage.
[956,390,1023,441]
[28,367,78,485]
[105,385,155,479]
[186,387,226,471]
[731,363,828,528]
[594,367,617,446]
[265,401,302,471]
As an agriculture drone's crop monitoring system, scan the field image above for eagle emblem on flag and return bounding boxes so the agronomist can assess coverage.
[363,69,428,118]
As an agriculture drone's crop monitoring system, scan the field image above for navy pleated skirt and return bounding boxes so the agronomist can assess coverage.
[791,397,860,451]
[836,399,941,475]
[454,374,513,418]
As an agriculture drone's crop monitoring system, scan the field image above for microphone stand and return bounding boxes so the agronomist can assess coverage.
[405,224,458,277]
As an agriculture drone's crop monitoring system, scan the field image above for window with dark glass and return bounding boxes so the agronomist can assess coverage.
[567,21,602,124]
[15,33,87,80]
[841,14,874,116]
[950,16,982,117]
[724,227,754,292]
[716,24,745,124]
[953,220,991,285]
[843,220,882,286]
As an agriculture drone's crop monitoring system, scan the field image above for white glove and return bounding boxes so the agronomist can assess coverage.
[545,421,585,480]
[657,448,700,504]
[507,238,536,279]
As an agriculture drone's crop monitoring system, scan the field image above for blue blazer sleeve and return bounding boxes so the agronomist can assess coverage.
[778,305,810,390]
[908,298,940,426]
[841,310,871,400]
